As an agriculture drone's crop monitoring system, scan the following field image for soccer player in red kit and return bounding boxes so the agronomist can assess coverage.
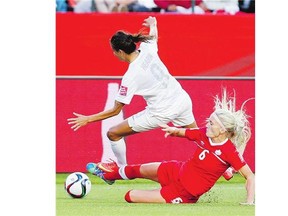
[87,89,255,205]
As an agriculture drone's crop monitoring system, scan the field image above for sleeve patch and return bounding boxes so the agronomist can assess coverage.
[119,86,128,96]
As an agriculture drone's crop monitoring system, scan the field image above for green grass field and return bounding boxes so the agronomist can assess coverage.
[56,173,254,216]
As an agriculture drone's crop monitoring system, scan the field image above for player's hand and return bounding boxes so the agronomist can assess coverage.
[159,123,179,138]
[240,202,255,206]
[143,16,157,28]
[67,112,90,131]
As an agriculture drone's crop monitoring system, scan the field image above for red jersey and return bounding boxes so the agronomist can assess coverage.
[179,128,246,197]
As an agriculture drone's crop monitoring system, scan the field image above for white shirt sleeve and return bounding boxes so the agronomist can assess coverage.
[115,76,136,105]
[139,39,158,53]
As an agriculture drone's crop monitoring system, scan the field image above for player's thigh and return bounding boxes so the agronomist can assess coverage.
[108,119,137,139]
[171,99,196,127]
[129,189,166,203]
[140,162,161,182]
[127,110,168,132]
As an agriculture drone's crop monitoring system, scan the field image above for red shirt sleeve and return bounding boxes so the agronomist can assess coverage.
[184,128,206,141]
[224,143,247,171]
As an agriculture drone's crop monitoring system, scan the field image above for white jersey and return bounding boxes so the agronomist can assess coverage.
[115,39,189,116]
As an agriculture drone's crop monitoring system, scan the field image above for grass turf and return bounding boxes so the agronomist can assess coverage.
[56,173,254,216]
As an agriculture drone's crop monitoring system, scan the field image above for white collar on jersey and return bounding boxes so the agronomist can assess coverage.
[208,137,228,146]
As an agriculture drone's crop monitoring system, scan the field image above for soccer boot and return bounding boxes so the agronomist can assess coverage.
[86,162,115,185]
[97,159,118,173]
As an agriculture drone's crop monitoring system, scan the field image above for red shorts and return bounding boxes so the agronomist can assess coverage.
[157,160,199,204]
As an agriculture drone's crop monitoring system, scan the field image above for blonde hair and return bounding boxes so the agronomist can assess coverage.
[213,88,253,149]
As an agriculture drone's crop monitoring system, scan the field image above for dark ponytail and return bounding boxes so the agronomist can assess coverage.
[110,30,154,54]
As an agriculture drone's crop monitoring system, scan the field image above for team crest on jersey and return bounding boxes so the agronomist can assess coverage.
[215,150,222,156]
[119,85,128,96]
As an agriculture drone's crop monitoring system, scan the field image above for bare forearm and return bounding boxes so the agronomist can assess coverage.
[173,128,186,137]
[88,108,120,122]
[161,125,186,138]
[149,22,158,40]
[238,165,255,205]
[68,101,124,131]
[245,175,255,204]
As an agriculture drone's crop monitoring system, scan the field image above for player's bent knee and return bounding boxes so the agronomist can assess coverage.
[124,190,133,203]
[106,129,119,141]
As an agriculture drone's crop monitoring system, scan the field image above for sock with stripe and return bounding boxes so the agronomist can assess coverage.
[104,164,142,180]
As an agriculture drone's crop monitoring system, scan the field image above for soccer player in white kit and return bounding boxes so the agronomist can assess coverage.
[67,16,197,168]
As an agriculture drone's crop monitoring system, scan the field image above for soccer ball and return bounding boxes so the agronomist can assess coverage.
[64,172,91,198]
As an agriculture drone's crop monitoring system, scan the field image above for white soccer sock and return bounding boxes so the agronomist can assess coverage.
[110,138,127,166]
[118,166,129,180]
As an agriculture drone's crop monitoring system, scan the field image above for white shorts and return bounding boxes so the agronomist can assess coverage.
[127,97,195,132]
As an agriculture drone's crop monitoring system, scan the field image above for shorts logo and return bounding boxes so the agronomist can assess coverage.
[171,197,183,204]
[119,86,128,96]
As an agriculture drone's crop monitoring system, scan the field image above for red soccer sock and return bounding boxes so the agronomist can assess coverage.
[124,190,133,203]
[124,164,142,179]
[104,164,142,180]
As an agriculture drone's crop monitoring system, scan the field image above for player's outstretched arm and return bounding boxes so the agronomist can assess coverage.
[238,164,255,205]
[67,101,125,131]
[160,124,186,138]
[143,16,158,41]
